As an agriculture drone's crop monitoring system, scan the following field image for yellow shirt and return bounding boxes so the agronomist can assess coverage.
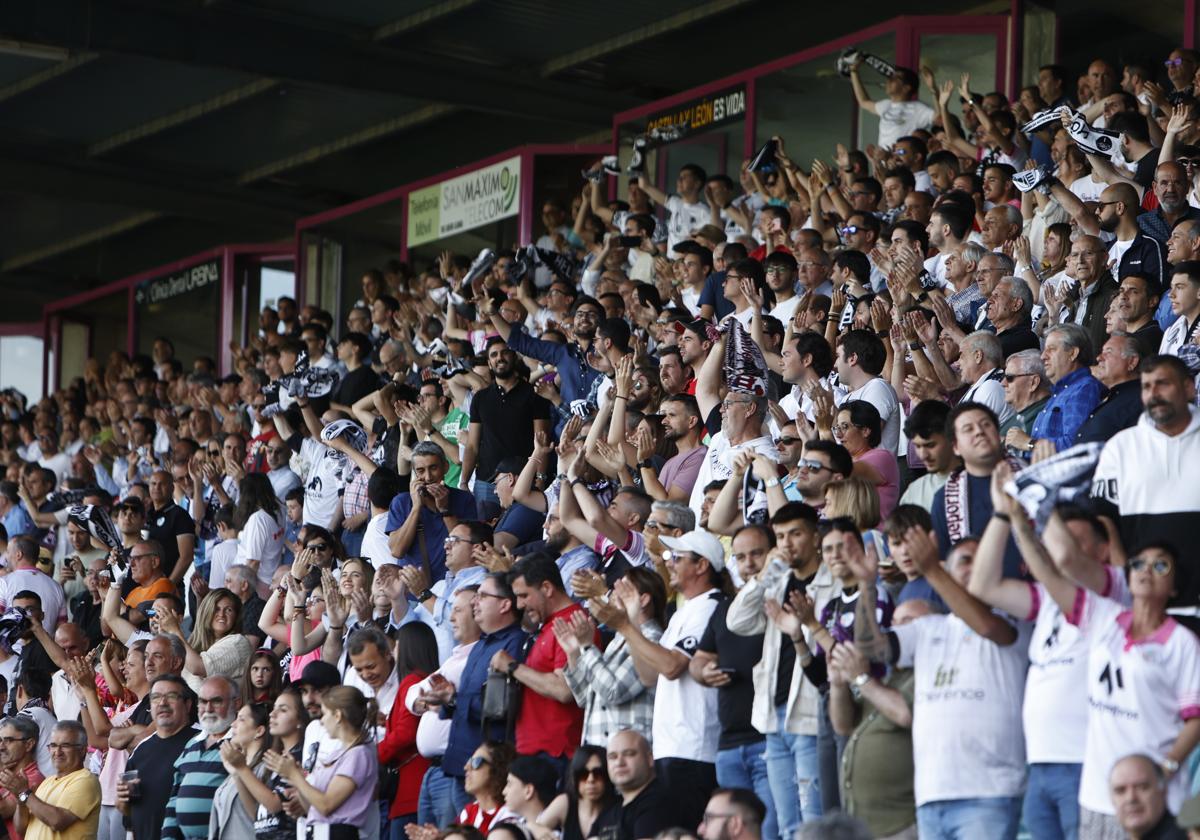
[24,768,101,840]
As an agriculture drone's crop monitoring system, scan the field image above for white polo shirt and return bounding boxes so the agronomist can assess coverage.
[652,588,724,763]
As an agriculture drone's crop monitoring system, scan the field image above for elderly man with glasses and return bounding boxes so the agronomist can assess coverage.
[1,720,99,839]
[161,675,239,839]
[118,673,198,840]
[0,715,43,835]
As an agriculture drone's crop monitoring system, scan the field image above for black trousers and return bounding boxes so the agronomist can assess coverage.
[655,756,717,831]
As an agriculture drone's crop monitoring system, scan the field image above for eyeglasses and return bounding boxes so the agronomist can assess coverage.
[765,266,791,276]
[466,755,491,770]
[661,550,698,565]
[1130,556,1172,576]
[721,397,752,410]
[129,552,158,561]
[777,437,801,446]
[893,147,909,156]
[702,812,737,823]
[0,736,31,745]
[832,423,855,433]
[48,742,85,752]
[643,520,663,532]
[1180,158,1200,169]
[797,459,829,472]
[1003,373,1036,382]
[444,536,474,546]
[476,590,506,601]
[576,767,605,781]
[149,692,185,705]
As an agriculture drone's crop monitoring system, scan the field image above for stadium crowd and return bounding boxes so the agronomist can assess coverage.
[7,43,1200,840]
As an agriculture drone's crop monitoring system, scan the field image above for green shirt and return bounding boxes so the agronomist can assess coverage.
[840,668,916,837]
[440,407,469,489]
[999,395,1049,440]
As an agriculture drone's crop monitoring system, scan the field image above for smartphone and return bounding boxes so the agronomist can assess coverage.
[617,235,643,247]
[717,667,737,676]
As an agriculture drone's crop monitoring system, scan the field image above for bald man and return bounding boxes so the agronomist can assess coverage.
[591,730,682,840]
[1109,754,1179,839]
[1098,183,1168,294]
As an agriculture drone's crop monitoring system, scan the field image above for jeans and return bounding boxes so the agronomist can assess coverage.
[449,774,471,817]
[341,526,365,557]
[97,805,123,840]
[764,704,821,839]
[418,764,459,827]
[1023,763,1082,840]
[816,692,846,815]
[916,796,1022,840]
[473,480,499,510]
[655,757,717,831]
[388,814,417,840]
[716,739,777,840]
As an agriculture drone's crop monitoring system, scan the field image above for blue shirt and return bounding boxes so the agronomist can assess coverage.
[495,502,546,547]
[503,328,600,408]
[1,504,34,539]
[442,622,528,776]
[1030,367,1104,452]
[698,271,735,319]
[557,544,600,598]
[384,489,478,582]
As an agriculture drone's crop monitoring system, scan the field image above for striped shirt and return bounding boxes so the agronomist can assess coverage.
[162,732,229,839]
[561,621,663,747]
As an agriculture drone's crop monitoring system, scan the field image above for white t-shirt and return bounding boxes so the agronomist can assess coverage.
[837,377,901,454]
[652,589,723,762]
[361,511,396,568]
[37,452,72,486]
[1022,572,1125,765]
[664,195,711,252]
[1069,174,1107,203]
[0,569,66,633]
[19,704,58,778]
[961,372,1014,425]
[770,295,802,326]
[687,433,779,524]
[680,286,703,317]
[207,539,240,590]
[299,437,344,529]
[236,509,286,590]
[1107,237,1135,278]
[267,466,301,502]
[893,612,1031,806]
[874,100,936,149]
[1072,588,1200,815]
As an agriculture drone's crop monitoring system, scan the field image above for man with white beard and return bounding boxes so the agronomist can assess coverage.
[160,675,239,839]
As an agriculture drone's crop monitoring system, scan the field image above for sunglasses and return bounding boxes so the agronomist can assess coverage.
[466,755,491,770]
[1003,373,1036,382]
[1165,57,1186,67]
[797,459,829,472]
[839,225,861,236]
[304,543,330,552]
[777,437,802,446]
[1179,158,1200,168]
[1130,556,1172,576]
[576,767,605,781]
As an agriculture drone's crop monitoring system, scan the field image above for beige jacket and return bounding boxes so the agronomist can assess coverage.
[726,563,840,736]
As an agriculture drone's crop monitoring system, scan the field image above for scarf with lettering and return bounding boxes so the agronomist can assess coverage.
[943,456,1026,544]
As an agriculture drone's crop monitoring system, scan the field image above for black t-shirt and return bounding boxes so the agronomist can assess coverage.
[697,600,764,749]
[241,594,266,641]
[332,365,381,408]
[124,726,198,840]
[468,380,551,481]
[1134,147,1162,190]
[145,503,195,578]
[996,324,1040,357]
[775,572,814,708]
[69,593,104,648]
[591,779,680,840]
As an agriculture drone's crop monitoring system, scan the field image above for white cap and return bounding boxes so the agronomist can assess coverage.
[660,529,726,573]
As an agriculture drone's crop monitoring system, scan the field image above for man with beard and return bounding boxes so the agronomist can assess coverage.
[764,252,802,324]
[543,507,598,600]
[674,322,715,396]
[119,674,199,840]
[591,730,680,840]
[657,347,692,398]
[492,554,589,772]
[459,339,552,509]
[1093,354,1200,600]
[1097,183,1167,292]
[1116,275,1165,355]
[484,294,603,419]
[639,394,706,502]
[160,675,238,839]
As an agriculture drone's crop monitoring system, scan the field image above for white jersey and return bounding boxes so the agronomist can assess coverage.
[1072,588,1200,815]
[1022,568,1128,765]
[687,433,779,525]
[652,588,723,762]
[236,508,286,591]
[961,370,1013,425]
[299,437,344,529]
[893,612,1031,806]
[664,195,711,252]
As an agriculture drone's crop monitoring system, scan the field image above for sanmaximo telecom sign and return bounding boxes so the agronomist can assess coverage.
[407,155,521,247]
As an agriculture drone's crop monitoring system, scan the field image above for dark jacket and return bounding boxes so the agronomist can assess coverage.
[442,622,527,777]
[1075,273,1120,360]
[1074,379,1143,445]
[1114,232,1168,290]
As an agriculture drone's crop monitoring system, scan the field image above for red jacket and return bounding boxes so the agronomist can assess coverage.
[378,671,430,818]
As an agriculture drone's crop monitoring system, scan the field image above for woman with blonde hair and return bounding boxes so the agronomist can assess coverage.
[823,475,881,532]
[264,686,380,839]
[158,586,253,693]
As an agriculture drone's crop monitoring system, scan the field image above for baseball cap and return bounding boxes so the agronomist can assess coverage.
[672,318,714,342]
[295,661,340,690]
[660,529,726,573]
[691,224,727,245]
[489,456,526,482]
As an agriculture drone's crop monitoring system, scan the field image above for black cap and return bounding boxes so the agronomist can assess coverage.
[218,373,243,386]
[295,660,340,690]
[489,456,526,482]
[115,496,145,516]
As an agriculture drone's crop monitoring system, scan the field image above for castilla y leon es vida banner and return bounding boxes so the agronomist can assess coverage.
[407,156,522,247]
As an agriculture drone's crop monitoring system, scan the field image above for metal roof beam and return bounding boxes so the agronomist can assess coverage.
[0,1,635,124]
[372,0,482,41]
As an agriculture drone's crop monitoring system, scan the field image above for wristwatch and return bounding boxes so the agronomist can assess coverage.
[852,672,871,689]
[416,589,435,603]
[506,660,520,677]
[17,791,29,804]
[1164,757,1181,774]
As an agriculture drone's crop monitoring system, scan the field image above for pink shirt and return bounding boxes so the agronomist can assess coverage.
[856,447,900,520]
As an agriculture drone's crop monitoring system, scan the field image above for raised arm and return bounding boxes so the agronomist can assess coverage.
[848,59,879,115]
[906,526,1017,644]
[967,470,1036,618]
[695,333,726,422]
[636,174,669,209]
